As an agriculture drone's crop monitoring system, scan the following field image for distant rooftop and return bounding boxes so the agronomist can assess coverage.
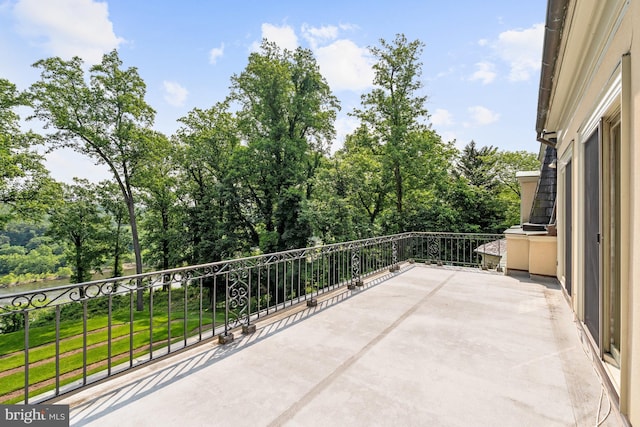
[474,238,506,257]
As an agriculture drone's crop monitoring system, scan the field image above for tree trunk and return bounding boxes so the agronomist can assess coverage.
[394,162,403,214]
[394,161,404,232]
[125,189,144,311]
[162,208,170,291]
[113,221,122,278]
[74,241,86,298]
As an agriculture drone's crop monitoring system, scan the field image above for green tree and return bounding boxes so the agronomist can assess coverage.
[96,181,131,277]
[382,130,457,232]
[335,126,389,233]
[0,220,65,278]
[305,156,362,243]
[29,50,155,308]
[0,78,59,227]
[1,220,47,247]
[449,141,508,233]
[455,140,498,189]
[353,34,429,229]
[175,102,246,263]
[492,150,540,197]
[488,149,540,226]
[47,179,108,284]
[10,245,61,275]
[136,132,185,271]
[229,41,339,252]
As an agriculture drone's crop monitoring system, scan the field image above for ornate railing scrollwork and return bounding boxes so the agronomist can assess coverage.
[228,266,250,327]
[0,231,504,404]
[392,240,398,266]
[427,235,440,263]
[350,243,361,285]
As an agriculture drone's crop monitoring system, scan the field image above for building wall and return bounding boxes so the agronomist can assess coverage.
[516,171,540,224]
[545,0,638,423]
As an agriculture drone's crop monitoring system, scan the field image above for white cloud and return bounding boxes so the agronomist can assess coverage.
[495,23,544,81]
[300,23,371,93]
[12,0,124,64]
[162,81,188,107]
[330,115,359,153]
[433,67,455,80]
[469,61,496,85]
[254,23,298,51]
[478,39,488,47]
[440,131,458,145]
[338,23,358,32]
[301,24,338,49]
[45,148,111,183]
[209,43,224,64]
[430,108,454,126]
[468,105,500,125]
[315,39,374,92]
[248,21,370,93]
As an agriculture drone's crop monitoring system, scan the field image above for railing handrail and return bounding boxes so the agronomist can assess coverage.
[0,231,502,300]
[0,231,504,405]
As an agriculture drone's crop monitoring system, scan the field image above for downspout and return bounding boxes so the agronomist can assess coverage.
[536,0,570,147]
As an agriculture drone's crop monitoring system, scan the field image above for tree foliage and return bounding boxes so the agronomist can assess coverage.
[29,50,155,282]
[229,41,339,252]
[136,132,185,270]
[47,179,109,283]
[455,140,498,189]
[353,34,429,227]
[492,150,540,197]
[0,38,544,288]
[174,102,245,263]
[0,78,59,227]
[96,180,131,277]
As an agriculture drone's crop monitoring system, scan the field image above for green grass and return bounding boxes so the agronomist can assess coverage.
[0,289,227,403]
[1,332,200,404]
[0,315,221,399]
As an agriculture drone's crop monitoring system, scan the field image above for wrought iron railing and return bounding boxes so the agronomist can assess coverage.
[0,232,503,404]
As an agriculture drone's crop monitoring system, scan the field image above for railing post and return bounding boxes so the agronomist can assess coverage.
[24,310,29,404]
[219,273,234,344]
[220,263,254,343]
[241,265,256,334]
[307,249,318,307]
[0,231,509,404]
[390,239,399,272]
[427,234,442,265]
[55,306,60,396]
[348,243,363,289]
[408,234,416,264]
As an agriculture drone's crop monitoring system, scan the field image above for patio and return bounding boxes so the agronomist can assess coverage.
[54,265,622,426]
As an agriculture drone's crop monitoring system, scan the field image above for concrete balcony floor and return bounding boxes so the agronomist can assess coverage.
[56,265,623,426]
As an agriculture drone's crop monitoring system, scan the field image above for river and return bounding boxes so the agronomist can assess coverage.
[0,266,138,297]
[0,277,71,297]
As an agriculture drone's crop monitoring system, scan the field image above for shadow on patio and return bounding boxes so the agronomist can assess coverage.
[55,265,622,426]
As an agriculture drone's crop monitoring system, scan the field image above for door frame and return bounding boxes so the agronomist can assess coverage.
[582,124,602,349]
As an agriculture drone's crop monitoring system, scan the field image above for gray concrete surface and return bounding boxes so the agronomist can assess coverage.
[57,265,623,426]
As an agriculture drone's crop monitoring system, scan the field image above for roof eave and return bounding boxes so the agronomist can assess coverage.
[536,0,570,148]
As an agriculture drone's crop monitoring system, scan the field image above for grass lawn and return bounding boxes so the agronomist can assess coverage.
[0,289,228,403]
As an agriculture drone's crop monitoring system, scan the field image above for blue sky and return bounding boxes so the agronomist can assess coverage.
[0,0,546,183]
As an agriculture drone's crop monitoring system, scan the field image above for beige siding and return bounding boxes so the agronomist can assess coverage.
[543,0,639,423]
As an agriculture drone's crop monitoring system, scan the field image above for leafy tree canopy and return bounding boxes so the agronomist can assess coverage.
[0,78,59,227]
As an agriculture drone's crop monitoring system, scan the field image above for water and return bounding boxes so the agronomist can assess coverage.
[0,278,70,297]
[0,267,137,298]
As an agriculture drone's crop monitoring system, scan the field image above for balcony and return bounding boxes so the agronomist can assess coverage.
[0,233,622,426]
